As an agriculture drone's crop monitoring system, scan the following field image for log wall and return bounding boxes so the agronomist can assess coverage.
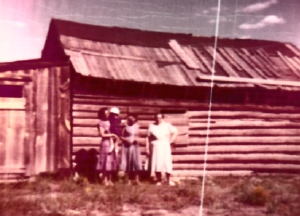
[71,93,300,177]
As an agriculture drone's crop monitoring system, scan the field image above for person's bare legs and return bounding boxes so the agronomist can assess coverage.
[134,172,141,185]
[107,172,114,186]
[155,172,162,185]
[166,173,175,186]
[102,172,108,186]
[102,172,113,186]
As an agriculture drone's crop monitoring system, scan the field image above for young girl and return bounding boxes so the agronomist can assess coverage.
[119,114,142,185]
[96,107,119,186]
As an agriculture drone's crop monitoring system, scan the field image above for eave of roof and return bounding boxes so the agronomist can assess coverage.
[46,19,300,90]
[0,58,69,72]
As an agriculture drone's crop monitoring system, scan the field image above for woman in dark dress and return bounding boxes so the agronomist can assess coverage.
[119,114,142,185]
[96,107,118,186]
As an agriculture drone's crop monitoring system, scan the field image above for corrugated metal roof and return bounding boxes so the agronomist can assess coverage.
[48,19,300,88]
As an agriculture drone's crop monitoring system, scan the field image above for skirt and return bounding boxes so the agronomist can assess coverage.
[119,143,142,172]
[149,139,172,176]
[96,138,117,172]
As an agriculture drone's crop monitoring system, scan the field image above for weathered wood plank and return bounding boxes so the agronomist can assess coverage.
[27,69,37,175]
[0,98,26,109]
[35,68,48,173]
[0,111,7,166]
[4,110,25,168]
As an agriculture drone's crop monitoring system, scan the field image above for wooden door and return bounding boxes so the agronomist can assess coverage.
[0,98,26,175]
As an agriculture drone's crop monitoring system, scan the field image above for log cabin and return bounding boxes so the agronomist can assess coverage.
[1,18,300,180]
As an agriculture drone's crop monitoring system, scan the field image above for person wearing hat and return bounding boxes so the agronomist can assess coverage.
[108,107,124,167]
[109,107,123,139]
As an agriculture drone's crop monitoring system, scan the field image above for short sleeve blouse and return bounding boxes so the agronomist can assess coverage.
[148,121,177,141]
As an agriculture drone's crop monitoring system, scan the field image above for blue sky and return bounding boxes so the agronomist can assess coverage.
[0,0,299,62]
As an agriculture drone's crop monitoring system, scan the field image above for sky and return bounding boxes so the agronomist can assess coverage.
[0,0,299,62]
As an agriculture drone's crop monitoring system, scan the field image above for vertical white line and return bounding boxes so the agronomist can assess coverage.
[199,0,222,216]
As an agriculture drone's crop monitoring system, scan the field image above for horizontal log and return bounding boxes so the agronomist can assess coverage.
[189,120,300,129]
[72,144,300,156]
[73,96,205,109]
[72,135,299,146]
[73,103,193,112]
[71,150,300,164]
[71,112,300,128]
[171,170,252,177]
[173,145,300,154]
[72,118,99,126]
[172,163,300,171]
[72,111,98,118]
[188,110,300,120]
[128,107,160,114]
[188,136,300,145]
[73,137,101,145]
[73,94,300,113]
[73,103,300,121]
[72,117,189,128]
[73,146,100,153]
[72,142,195,154]
[72,145,300,158]
[189,128,300,137]
[171,153,300,163]
[73,127,99,136]
[72,135,189,145]
[73,126,188,137]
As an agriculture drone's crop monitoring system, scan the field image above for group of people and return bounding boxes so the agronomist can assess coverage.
[96,107,178,186]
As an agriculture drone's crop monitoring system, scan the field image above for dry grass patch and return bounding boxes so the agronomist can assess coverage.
[0,173,300,215]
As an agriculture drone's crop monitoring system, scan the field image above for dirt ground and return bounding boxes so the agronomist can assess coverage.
[0,173,299,216]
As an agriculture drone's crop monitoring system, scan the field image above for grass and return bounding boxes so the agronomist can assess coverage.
[0,173,299,215]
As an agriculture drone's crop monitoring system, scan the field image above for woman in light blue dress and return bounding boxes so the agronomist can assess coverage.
[119,114,142,185]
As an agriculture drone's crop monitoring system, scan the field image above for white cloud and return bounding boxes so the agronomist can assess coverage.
[237,0,277,13]
[239,15,285,30]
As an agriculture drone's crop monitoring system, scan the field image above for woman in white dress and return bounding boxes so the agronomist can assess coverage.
[146,113,178,186]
